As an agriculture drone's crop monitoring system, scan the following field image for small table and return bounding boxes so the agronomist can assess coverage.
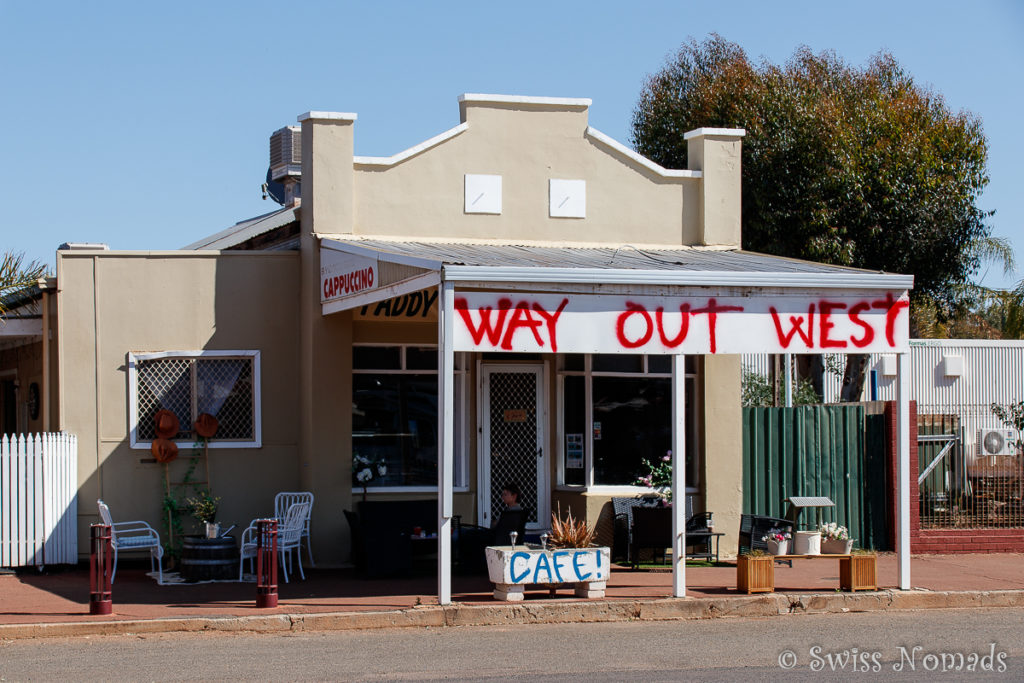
[784,496,835,530]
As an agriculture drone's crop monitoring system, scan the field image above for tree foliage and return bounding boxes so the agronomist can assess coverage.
[631,35,992,311]
[0,252,47,317]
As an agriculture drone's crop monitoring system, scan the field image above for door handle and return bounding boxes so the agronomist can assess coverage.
[537,447,543,459]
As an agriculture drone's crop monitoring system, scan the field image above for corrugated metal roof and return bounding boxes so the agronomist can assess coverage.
[333,238,888,276]
[184,206,299,250]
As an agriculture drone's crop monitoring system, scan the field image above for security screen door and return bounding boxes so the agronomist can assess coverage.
[480,365,547,531]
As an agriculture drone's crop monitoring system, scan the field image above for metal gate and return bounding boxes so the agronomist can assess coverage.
[919,414,1023,529]
[480,365,546,530]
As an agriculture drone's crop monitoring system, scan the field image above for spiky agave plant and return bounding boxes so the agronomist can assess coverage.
[548,504,595,549]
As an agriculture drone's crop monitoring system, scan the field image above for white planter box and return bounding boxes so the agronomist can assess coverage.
[484,545,611,601]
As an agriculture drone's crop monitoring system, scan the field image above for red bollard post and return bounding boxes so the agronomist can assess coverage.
[89,524,113,615]
[255,518,278,608]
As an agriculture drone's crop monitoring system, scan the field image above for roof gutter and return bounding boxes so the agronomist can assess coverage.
[440,266,914,290]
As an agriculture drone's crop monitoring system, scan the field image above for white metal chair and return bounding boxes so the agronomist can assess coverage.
[239,501,311,583]
[274,491,314,566]
[96,499,164,584]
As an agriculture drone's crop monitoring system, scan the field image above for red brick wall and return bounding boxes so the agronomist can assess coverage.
[886,400,1024,553]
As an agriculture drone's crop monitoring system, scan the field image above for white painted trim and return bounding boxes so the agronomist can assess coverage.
[586,127,702,179]
[443,265,915,290]
[897,352,911,590]
[354,123,469,167]
[127,350,262,449]
[438,281,455,605]
[297,111,357,122]
[683,127,746,140]
[459,93,591,107]
[321,272,441,316]
[320,237,444,271]
[672,354,687,598]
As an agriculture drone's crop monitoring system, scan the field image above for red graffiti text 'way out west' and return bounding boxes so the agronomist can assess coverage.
[454,297,570,352]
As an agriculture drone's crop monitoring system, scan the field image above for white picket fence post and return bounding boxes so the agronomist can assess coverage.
[1,432,78,568]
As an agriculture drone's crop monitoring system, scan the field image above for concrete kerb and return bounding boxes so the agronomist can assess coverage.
[3,591,1024,640]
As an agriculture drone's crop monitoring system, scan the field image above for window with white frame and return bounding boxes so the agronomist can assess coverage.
[559,354,699,489]
[129,351,261,448]
[352,345,466,489]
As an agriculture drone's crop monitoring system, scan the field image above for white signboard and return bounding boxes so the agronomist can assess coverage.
[320,248,378,304]
[452,291,909,355]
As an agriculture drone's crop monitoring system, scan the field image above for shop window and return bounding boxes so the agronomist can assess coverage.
[559,354,698,489]
[352,345,465,490]
[129,351,260,448]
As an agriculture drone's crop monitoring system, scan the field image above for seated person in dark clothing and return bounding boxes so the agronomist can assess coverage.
[492,483,527,545]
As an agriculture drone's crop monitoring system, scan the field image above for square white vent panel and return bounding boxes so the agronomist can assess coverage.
[465,174,502,214]
[549,179,586,218]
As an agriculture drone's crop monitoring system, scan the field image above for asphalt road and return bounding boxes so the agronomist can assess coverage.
[1,608,1022,681]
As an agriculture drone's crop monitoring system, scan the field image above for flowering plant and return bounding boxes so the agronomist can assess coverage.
[761,528,791,543]
[352,453,387,501]
[820,522,850,541]
[633,451,673,501]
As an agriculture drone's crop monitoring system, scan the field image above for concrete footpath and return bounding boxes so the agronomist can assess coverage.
[2,553,1023,639]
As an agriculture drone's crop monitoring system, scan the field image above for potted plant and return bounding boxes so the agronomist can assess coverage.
[737,550,774,593]
[792,529,821,555]
[186,490,221,539]
[820,522,854,554]
[762,528,791,555]
[633,451,673,503]
[484,506,610,601]
[352,453,387,503]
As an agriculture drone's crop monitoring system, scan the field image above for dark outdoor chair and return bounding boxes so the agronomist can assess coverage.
[630,506,674,567]
[492,507,526,546]
[452,515,490,574]
[739,513,794,565]
[612,496,664,563]
[628,505,724,568]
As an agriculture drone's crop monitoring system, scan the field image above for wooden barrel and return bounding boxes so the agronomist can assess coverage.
[181,535,239,582]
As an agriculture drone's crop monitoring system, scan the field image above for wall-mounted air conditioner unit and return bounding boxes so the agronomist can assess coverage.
[976,429,1019,457]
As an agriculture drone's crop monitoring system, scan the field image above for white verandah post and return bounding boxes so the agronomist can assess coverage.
[438,280,455,605]
[671,354,687,597]
[896,351,911,589]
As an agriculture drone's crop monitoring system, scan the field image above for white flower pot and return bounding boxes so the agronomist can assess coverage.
[766,538,789,555]
[793,531,821,555]
[821,538,853,554]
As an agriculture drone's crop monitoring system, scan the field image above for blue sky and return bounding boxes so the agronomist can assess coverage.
[3,1,1022,289]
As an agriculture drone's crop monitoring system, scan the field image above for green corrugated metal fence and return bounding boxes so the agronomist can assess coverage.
[742,405,889,550]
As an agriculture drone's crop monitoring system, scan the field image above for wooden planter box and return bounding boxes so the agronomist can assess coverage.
[485,545,611,601]
[839,554,877,591]
[737,554,774,594]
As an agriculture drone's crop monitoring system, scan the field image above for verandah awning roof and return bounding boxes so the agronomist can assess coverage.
[319,236,914,356]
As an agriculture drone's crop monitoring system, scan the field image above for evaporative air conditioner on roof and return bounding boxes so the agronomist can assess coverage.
[977,429,1019,457]
[270,126,302,181]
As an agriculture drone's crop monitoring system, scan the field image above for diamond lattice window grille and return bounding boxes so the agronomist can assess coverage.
[136,355,255,442]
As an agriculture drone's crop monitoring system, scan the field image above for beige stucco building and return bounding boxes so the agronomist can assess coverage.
[2,94,915,596]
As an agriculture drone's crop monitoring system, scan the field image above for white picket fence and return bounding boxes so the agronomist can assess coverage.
[1,433,78,568]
